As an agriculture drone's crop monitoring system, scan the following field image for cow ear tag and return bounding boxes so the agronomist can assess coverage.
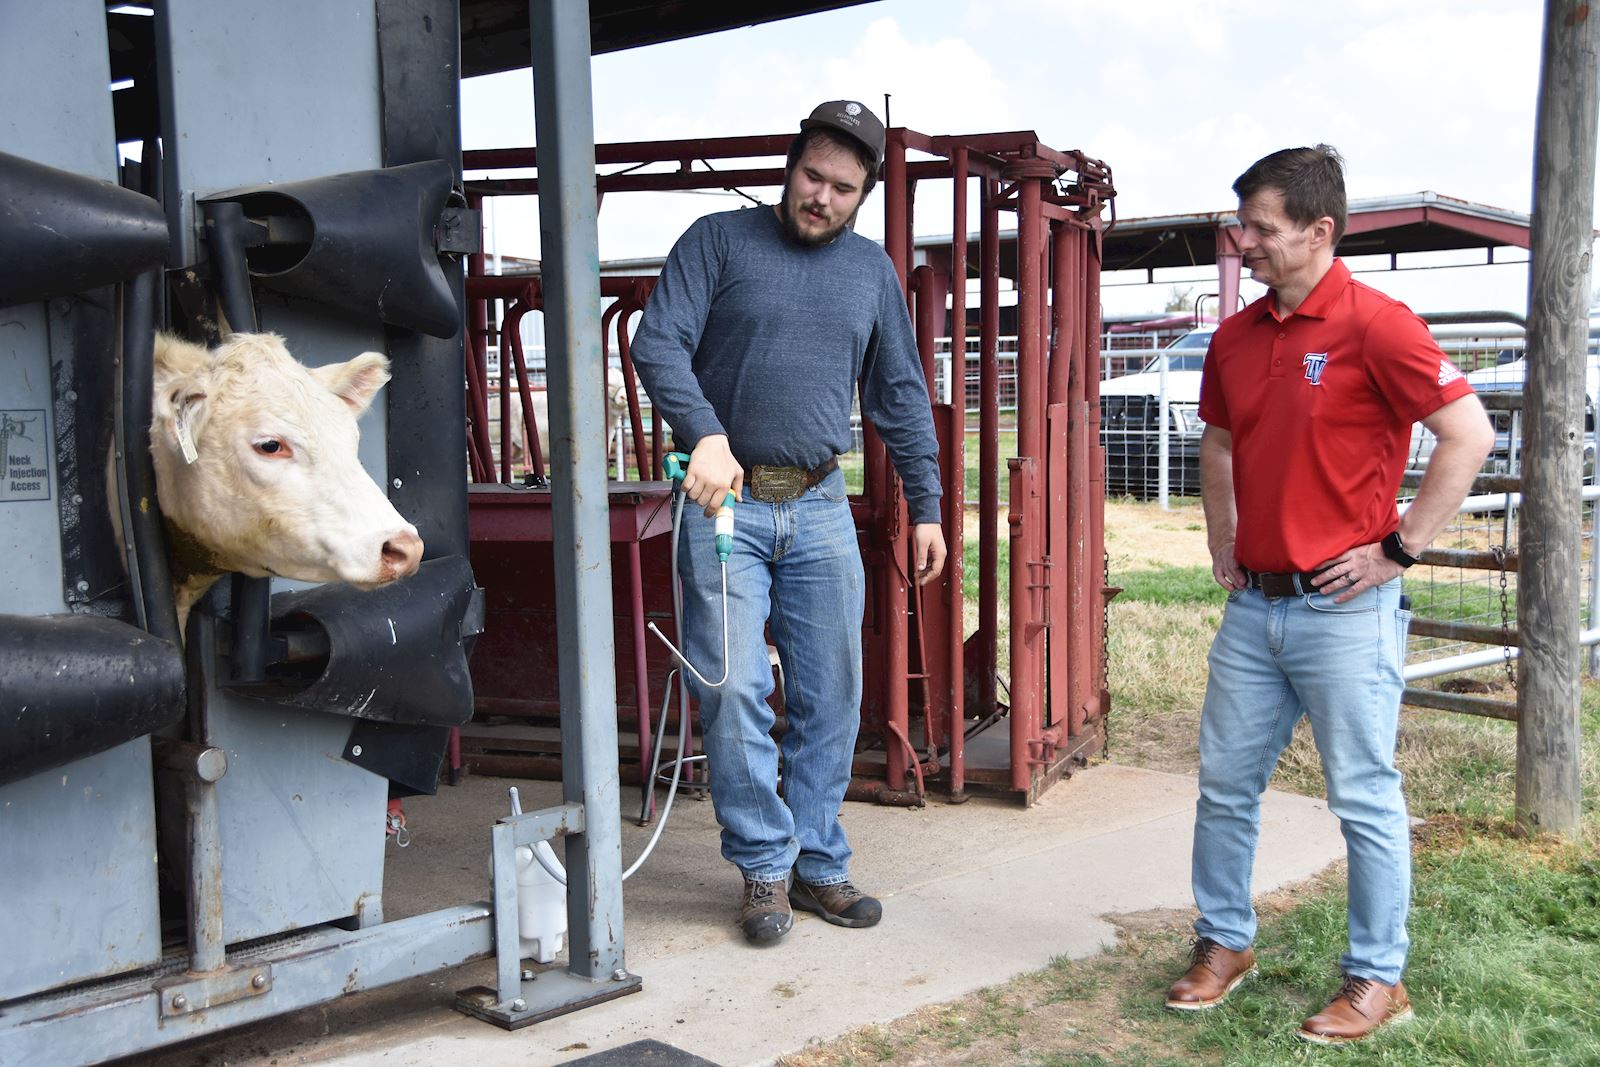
[174,408,199,465]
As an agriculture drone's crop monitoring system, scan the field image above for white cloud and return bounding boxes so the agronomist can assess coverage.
[464,0,1573,311]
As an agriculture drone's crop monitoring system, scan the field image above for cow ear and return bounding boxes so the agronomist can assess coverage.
[153,332,213,385]
[313,352,391,415]
[151,375,210,465]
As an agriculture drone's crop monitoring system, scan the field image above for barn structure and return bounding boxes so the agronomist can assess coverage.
[0,1,1114,1062]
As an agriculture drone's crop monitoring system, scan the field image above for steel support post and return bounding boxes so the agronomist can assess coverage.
[1086,232,1108,710]
[948,147,970,797]
[1516,0,1598,838]
[1216,224,1243,323]
[492,0,638,1019]
[978,176,1001,722]
[1009,177,1045,792]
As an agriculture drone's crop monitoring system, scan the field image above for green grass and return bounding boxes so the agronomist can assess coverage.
[962,528,1010,609]
[1134,839,1600,1066]
[838,427,1017,503]
[1112,565,1224,607]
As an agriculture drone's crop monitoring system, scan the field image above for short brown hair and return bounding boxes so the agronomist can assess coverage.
[1233,145,1347,241]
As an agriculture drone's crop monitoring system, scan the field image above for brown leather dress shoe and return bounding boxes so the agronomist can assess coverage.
[1297,975,1413,1044]
[1164,937,1257,1010]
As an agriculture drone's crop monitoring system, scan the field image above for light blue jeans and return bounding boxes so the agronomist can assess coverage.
[1192,579,1413,985]
[676,466,863,885]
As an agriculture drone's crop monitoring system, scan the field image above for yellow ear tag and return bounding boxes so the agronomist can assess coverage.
[175,410,199,465]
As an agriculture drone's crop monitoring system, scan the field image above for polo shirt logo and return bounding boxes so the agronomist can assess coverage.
[1302,352,1328,386]
[1439,359,1463,386]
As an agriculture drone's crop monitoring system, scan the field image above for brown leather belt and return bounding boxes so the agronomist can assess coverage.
[1245,567,1331,598]
[746,457,839,503]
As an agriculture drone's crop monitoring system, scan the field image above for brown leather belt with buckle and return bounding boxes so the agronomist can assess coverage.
[747,457,839,503]
[1245,567,1331,598]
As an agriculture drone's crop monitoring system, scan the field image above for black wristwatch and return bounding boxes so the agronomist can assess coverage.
[1382,530,1419,568]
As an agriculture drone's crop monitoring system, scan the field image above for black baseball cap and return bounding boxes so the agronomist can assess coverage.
[799,100,886,173]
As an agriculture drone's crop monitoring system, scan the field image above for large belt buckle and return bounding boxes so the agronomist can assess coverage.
[749,464,806,503]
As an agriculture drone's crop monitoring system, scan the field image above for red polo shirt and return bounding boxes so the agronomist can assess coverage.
[1198,259,1473,572]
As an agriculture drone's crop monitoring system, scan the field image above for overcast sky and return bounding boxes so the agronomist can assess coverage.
[462,0,1574,319]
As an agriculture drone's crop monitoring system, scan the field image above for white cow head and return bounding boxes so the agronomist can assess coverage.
[149,332,422,625]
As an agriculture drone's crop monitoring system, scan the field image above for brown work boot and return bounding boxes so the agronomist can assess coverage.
[1164,937,1256,1010]
[790,878,882,928]
[1297,974,1412,1044]
[739,876,793,946]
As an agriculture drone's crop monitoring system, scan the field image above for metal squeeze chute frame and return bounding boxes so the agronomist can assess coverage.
[463,129,1115,805]
[0,3,633,1062]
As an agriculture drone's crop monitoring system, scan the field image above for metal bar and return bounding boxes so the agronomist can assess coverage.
[463,320,497,483]
[1418,547,1519,570]
[1401,687,1518,721]
[614,294,650,479]
[978,176,1000,721]
[882,131,912,792]
[1010,176,1045,793]
[1478,392,1525,411]
[114,270,180,644]
[463,159,951,197]
[912,266,947,761]
[2,904,493,1066]
[1086,227,1109,716]
[490,819,521,1004]
[499,299,514,484]
[1408,618,1521,645]
[467,135,792,168]
[948,146,969,798]
[186,776,226,974]
[530,0,629,984]
[505,302,546,480]
[1589,427,1600,675]
[1406,627,1600,681]
[626,539,652,788]
[1400,470,1521,493]
[1057,223,1091,740]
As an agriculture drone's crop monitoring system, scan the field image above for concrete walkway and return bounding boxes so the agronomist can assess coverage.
[142,764,1343,1067]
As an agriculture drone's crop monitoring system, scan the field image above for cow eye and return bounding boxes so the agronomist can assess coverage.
[253,438,292,458]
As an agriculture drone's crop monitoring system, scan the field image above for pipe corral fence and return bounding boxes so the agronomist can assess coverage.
[458,130,1117,806]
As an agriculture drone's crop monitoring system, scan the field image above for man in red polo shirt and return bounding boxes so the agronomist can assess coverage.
[1163,145,1492,1044]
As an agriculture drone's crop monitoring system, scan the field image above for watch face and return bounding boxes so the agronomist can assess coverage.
[1384,531,1416,567]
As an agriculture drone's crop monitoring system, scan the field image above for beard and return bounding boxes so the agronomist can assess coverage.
[777,188,859,247]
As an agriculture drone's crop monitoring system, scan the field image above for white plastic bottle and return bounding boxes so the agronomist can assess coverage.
[514,840,567,964]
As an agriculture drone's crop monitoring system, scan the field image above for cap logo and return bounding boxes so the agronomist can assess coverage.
[845,102,862,116]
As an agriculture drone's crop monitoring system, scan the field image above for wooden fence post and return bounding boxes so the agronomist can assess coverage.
[1516,0,1599,838]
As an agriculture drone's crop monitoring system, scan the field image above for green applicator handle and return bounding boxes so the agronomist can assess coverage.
[663,452,736,562]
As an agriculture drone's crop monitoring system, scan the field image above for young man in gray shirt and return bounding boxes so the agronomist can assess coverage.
[630,100,946,946]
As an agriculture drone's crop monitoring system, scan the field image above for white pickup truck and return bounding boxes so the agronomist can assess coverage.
[1099,327,1210,497]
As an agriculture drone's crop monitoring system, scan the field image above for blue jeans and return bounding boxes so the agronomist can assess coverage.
[676,466,863,885]
[1192,579,1413,985]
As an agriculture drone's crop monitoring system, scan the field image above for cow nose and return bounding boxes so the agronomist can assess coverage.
[381,528,423,580]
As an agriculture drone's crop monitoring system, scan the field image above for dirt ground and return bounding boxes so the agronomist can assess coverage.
[1102,498,1213,572]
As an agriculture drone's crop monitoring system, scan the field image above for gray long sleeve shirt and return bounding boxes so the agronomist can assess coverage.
[629,206,943,524]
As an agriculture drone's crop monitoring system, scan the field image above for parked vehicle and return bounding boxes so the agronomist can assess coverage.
[1408,324,1600,475]
[1100,327,1210,497]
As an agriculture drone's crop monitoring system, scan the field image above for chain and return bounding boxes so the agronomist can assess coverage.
[1101,547,1111,752]
[1492,543,1516,687]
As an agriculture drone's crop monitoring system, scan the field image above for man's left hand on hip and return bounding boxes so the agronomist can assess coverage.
[1313,542,1405,603]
